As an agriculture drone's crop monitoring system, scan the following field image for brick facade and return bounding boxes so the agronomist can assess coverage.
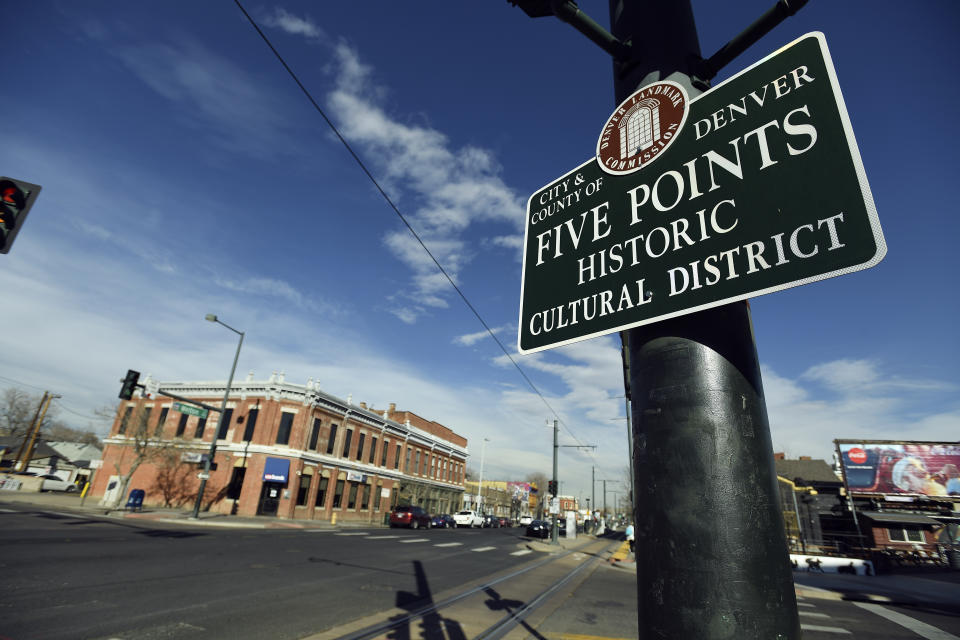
[90,374,467,522]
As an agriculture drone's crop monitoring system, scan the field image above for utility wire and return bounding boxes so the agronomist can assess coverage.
[233,0,598,456]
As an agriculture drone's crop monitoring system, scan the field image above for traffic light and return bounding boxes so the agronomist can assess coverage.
[119,370,140,400]
[548,480,558,496]
[0,177,41,254]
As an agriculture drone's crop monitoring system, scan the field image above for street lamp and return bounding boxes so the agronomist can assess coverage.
[477,437,489,515]
[192,314,244,519]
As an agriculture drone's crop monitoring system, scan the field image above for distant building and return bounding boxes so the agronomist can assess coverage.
[90,374,467,522]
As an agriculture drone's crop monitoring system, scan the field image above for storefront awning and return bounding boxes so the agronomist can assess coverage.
[859,511,942,526]
[262,457,289,483]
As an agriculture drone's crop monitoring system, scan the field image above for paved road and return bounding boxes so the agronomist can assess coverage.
[0,503,554,640]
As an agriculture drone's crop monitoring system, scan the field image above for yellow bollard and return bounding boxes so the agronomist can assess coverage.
[331,513,337,526]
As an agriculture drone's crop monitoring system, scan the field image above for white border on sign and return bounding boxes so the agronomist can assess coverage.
[517,31,886,355]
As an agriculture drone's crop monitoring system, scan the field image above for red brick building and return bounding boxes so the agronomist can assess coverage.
[90,373,467,522]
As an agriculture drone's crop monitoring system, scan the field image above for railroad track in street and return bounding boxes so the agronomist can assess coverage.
[312,537,619,640]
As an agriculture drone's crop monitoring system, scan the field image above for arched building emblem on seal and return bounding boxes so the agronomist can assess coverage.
[596,80,689,175]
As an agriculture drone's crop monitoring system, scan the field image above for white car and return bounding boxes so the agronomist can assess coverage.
[453,510,483,528]
[40,474,78,492]
[518,515,533,526]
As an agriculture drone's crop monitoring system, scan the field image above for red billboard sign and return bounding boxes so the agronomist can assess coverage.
[836,441,960,500]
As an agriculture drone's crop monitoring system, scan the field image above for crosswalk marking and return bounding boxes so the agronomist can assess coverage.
[399,538,429,544]
[853,602,960,640]
[511,549,533,556]
[800,624,851,635]
[799,611,830,618]
[472,546,496,552]
[366,535,399,539]
[0,508,17,513]
[335,532,369,536]
[434,542,463,547]
[797,602,815,608]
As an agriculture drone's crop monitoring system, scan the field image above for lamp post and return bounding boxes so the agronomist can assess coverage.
[192,314,244,519]
[477,437,489,515]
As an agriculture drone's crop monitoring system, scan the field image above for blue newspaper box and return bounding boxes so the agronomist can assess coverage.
[126,488,145,511]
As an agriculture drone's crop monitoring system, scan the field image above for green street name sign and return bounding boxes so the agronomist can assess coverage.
[173,402,208,419]
[518,33,885,354]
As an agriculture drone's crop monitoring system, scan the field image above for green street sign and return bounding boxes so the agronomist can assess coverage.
[518,33,885,354]
[173,402,208,419]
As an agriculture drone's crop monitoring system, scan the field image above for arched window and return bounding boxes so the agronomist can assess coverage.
[619,98,661,160]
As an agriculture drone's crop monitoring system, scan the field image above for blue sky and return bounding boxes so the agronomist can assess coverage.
[2,1,957,502]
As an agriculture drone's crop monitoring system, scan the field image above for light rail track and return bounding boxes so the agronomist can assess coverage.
[332,538,615,640]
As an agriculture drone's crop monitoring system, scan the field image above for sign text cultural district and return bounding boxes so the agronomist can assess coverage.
[518,33,885,354]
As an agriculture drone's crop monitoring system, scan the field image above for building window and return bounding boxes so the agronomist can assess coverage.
[176,413,188,438]
[308,418,322,450]
[356,433,366,461]
[415,450,421,475]
[227,466,246,500]
[888,528,925,543]
[155,407,169,437]
[243,409,258,442]
[347,483,359,510]
[296,474,312,507]
[382,439,389,467]
[141,407,152,435]
[361,484,371,510]
[374,481,383,512]
[332,479,345,508]
[405,448,411,473]
[342,429,353,458]
[327,424,338,455]
[395,444,402,470]
[217,408,233,440]
[315,476,329,508]
[118,406,133,435]
[369,437,378,464]
[276,412,294,445]
[194,417,207,439]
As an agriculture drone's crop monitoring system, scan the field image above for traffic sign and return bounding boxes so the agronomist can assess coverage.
[518,33,885,354]
[173,402,208,419]
[197,472,210,480]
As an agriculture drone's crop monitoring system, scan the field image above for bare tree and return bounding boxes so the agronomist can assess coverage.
[105,402,170,510]
[152,448,196,507]
[1,387,102,445]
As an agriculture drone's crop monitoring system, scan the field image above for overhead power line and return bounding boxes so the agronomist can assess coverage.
[233,0,598,456]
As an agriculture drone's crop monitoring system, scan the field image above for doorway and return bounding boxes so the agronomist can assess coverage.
[257,482,282,516]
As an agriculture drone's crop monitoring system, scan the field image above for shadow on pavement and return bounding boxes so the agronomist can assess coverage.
[385,560,466,640]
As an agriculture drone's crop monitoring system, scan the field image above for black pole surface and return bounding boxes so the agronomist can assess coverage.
[612,1,799,637]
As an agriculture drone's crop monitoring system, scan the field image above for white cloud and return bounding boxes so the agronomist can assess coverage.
[263,8,326,41]
[454,326,508,347]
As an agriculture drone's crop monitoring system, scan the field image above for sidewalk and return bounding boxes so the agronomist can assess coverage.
[0,489,345,529]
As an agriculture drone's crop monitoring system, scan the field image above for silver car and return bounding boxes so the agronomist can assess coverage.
[40,474,77,492]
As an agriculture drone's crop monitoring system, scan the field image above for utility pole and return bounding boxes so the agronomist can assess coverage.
[511,1,805,637]
[12,391,48,472]
[612,4,800,637]
[551,419,559,544]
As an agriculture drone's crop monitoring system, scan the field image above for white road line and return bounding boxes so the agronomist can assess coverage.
[472,546,496,552]
[335,532,369,536]
[434,542,463,547]
[510,549,533,556]
[366,535,400,540]
[797,602,815,608]
[399,538,429,544]
[800,624,851,635]
[799,611,830,618]
[0,508,17,513]
[853,602,960,640]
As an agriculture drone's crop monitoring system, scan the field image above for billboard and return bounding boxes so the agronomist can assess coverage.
[836,441,960,500]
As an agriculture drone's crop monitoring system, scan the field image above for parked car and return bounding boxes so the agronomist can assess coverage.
[518,515,533,526]
[431,514,455,529]
[453,510,483,528]
[40,474,77,492]
[497,516,511,528]
[389,505,432,529]
[525,519,550,538]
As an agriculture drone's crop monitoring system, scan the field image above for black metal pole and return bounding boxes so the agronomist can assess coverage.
[551,419,559,545]
[613,2,799,637]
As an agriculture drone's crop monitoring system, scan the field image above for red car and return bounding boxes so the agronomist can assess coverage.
[389,505,432,529]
